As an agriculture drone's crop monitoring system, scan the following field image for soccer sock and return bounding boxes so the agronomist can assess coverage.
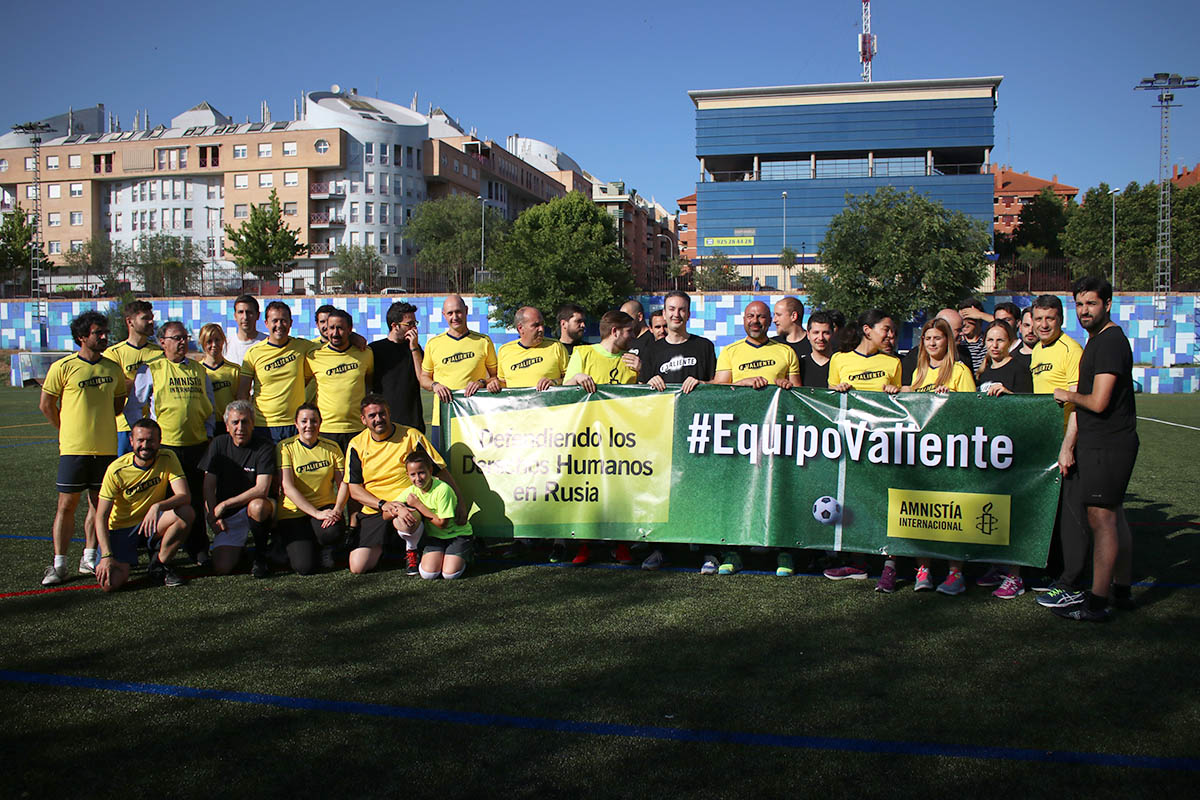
[1086,591,1109,611]
[83,548,97,565]
[53,555,67,570]
[249,517,270,561]
[1112,583,1132,600]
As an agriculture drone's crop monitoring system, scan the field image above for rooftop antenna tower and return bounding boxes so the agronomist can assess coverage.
[1135,73,1198,323]
[11,121,52,321]
[859,0,877,82]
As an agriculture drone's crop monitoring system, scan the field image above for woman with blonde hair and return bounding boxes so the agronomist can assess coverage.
[198,323,240,437]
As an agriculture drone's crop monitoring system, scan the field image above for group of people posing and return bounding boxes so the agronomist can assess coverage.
[37,278,1137,621]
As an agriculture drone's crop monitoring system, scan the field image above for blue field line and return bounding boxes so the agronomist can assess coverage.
[0,438,54,449]
[1,668,1197,771]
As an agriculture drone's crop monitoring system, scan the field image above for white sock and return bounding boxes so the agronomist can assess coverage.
[83,548,98,565]
[53,555,67,570]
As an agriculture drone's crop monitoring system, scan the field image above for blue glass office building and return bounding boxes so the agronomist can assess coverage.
[690,76,1002,287]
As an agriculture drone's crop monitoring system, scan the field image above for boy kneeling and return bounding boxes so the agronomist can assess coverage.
[395,451,472,580]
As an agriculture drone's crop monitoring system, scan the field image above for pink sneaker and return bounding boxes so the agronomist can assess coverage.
[875,563,897,593]
[992,574,1025,599]
[975,565,1007,587]
[823,564,868,580]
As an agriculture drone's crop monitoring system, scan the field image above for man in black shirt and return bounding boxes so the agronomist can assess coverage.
[800,310,835,388]
[199,400,276,577]
[622,300,655,360]
[556,303,587,356]
[771,296,811,362]
[1050,276,1138,621]
[369,302,425,433]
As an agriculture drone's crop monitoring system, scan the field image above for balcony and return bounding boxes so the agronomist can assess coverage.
[309,212,346,228]
[310,182,346,199]
[309,242,331,258]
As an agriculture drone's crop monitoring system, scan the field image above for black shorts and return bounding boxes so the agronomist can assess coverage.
[324,432,356,455]
[422,535,472,558]
[163,442,208,473]
[1076,441,1138,506]
[57,454,115,493]
[277,512,346,546]
[353,513,391,549]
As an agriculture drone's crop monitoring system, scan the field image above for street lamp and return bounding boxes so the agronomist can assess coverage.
[781,191,788,251]
[1108,188,1121,289]
[656,232,676,290]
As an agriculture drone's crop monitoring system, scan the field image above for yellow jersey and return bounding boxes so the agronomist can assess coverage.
[422,330,498,428]
[565,344,638,385]
[716,338,800,384]
[497,340,569,388]
[240,337,318,427]
[305,344,375,434]
[99,449,185,530]
[827,351,903,391]
[42,354,127,456]
[138,357,214,447]
[1031,332,1083,428]
[203,360,241,421]
[104,340,163,432]
[346,424,446,514]
[909,360,977,393]
[277,435,345,520]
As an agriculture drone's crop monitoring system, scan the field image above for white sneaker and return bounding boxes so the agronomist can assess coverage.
[699,554,719,575]
[641,549,664,571]
[42,564,68,586]
[319,546,336,569]
[78,555,96,575]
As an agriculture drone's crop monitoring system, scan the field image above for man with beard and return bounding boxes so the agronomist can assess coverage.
[497,307,568,391]
[105,300,162,455]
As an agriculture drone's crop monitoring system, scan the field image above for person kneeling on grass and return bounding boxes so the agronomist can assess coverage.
[277,403,349,574]
[94,418,194,591]
[396,450,473,580]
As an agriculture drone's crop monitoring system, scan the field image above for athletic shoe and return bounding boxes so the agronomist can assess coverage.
[405,550,420,577]
[699,555,719,575]
[913,566,934,592]
[570,543,591,566]
[42,564,67,586]
[548,542,567,564]
[319,546,336,570]
[937,570,966,596]
[992,574,1026,600]
[641,549,665,571]
[717,550,742,576]
[823,564,868,581]
[875,563,897,593]
[78,555,96,576]
[611,543,634,565]
[1027,574,1056,592]
[1052,603,1110,622]
[161,566,185,588]
[975,565,1006,587]
[251,557,270,579]
[776,552,795,577]
[1036,585,1084,608]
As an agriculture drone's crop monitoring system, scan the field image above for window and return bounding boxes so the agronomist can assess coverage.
[365,173,375,194]
[379,232,388,254]
[70,211,83,226]
[183,181,192,200]
[25,157,36,171]
[350,231,360,246]
[235,174,248,189]
[349,202,359,223]
[48,212,61,227]
[364,142,374,164]
[0,158,8,172]
[283,141,297,157]
[350,179,361,194]
[26,185,37,199]
[113,213,122,232]
[366,231,375,247]
[258,143,272,158]
[48,241,61,254]
[207,207,222,228]
[380,173,389,195]
[68,154,81,169]
[69,183,83,197]
[416,149,421,170]
[149,180,158,201]
[173,208,183,229]
[234,204,248,218]
[184,208,193,229]
[365,203,373,223]
[48,184,61,199]
[314,138,329,154]
[70,240,83,252]
[47,156,59,170]
[259,173,273,188]
[379,203,388,224]
[453,160,459,174]
[233,145,248,159]
[407,147,414,168]
[283,201,297,216]
[284,171,298,186]
[131,212,138,231]
[139,210,146,229]
[380,144,389,165]
[149,210,157,230]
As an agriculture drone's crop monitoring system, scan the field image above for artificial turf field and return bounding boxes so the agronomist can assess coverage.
[0,386,1197,799]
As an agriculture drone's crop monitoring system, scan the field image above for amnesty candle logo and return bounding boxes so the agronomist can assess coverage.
[886,488,1010,545]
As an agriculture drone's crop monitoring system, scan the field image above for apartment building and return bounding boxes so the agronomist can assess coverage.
[590,181,678,289]
[990,164,1078,236]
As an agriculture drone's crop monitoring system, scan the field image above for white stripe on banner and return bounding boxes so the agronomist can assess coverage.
[834,391,848,552]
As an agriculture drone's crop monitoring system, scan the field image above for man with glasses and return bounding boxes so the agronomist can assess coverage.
[370,301,426,432]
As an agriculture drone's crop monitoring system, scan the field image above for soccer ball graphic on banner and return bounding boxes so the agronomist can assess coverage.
[812,496,842,525]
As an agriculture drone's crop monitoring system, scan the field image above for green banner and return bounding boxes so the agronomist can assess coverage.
[443,386,1062,566]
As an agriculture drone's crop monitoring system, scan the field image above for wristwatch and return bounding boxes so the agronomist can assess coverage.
[376,498,385,510]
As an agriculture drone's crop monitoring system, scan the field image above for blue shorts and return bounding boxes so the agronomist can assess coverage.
[253,424,298,446]
[117,431,132,456]
[56,454,115,493]
[103,525,142,566]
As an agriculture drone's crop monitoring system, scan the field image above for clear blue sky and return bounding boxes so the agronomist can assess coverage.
[4,0,1198,208]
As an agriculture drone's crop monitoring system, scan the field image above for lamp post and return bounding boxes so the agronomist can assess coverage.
[781,191,788,251]
[656,232,675,290]
[1108,188,1121,289]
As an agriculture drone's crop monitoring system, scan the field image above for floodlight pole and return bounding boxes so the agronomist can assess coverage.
[12,122,52,348]
[1108,188,1120,289]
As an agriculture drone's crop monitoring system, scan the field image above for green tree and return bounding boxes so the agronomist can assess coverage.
[664,255,689,290]
[808,186,991,320]
[1013,186,1073,257]
[479,192,632,327]
[694,249,743,292]
[329,244,384,291]
[0,203,45,293]
[778,245,798,289]
[404,195,508,293]
[128,233,203,295]
[60,238,120,294]
[225,189,307,281]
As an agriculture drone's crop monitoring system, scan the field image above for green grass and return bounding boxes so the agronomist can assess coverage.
[1,388,1198,799]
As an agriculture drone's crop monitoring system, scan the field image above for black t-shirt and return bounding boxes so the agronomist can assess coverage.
[772,334,812,363]
[799,354,831,388]
[369,338,425,433]
[198,434,275,503]
[977,358,1033,394]
[1076,325,1137,447]
[638,335,717,383]
[560,339,580,357]
[626,329,656,360]
[901,342,974,384]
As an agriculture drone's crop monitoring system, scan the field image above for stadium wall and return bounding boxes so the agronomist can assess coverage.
[3,293,1196,392]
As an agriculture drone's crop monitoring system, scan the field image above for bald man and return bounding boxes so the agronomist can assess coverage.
[497,306,568,391]
[901,308,974,385]
[420,294,499,451]
[621,300,655,361]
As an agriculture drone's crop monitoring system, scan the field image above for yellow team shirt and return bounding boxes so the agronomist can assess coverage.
[827,351,903,391]
[305,344,374,434]
[347,424,446,514]
[716,338,800,384]
[42,354,127,456]
[240,337,318,427]
[277,435,345,520]
[99,449,185,530]
[909,360,977,393]
[203,360,241,420]
[1031,332,1083,428]
[422,331,498,428]
[497,340,569,388]
[565,344,639,385]
[142,357,213,447]
[104,340,163,432]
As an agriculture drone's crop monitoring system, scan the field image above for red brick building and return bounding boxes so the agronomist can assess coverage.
[1173,163,1200,190]
[991,164,1077,236]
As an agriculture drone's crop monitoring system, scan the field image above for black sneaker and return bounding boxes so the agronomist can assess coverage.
[1052,603,1111,622]
[548,542,567,564]
[405,551,420,577]
[1111,594,1137,611]
[251,558,271,579]
[1028,574,1056,592]
[162,565,185,588]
